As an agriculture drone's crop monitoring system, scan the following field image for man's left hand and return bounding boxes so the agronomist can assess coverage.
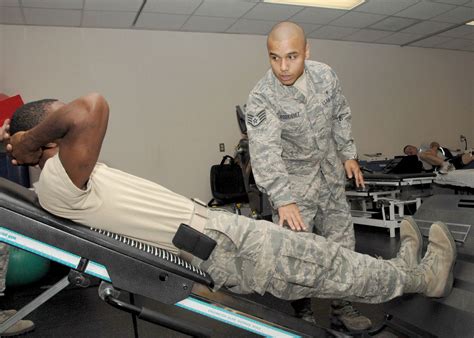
[7,131,43,166]
[344,159,365,188]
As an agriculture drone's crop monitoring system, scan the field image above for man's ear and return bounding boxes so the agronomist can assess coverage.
[305,43,310,59]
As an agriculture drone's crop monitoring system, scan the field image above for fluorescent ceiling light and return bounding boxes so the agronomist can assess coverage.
[263,0,365,10]
[466,21,474,26]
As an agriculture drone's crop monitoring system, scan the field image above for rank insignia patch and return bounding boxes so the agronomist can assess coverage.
[247,110,266,128]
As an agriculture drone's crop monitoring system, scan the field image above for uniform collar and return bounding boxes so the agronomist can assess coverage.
[272,70,307,102]
[293,71,308,98]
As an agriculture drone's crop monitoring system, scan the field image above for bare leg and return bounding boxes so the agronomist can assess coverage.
[461,152,473,165]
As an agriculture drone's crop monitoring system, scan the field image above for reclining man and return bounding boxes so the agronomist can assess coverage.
[404,142,473,174]
[4,93,456,311]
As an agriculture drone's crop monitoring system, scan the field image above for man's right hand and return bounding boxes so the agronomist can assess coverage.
[278,203,307,232]
[0,119,10,143]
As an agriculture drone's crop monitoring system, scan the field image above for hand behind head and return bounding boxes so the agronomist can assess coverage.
[7,131,43,166]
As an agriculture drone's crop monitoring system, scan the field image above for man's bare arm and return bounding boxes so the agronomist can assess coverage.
[9,93,109,189]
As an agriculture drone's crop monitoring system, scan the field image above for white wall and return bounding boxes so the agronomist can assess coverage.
[1,24,473,201]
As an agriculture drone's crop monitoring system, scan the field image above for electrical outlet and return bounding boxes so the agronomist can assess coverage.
[219,143,225,152]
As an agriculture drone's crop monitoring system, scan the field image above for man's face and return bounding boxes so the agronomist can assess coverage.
[404,145,418,156]
[267,36,309,86]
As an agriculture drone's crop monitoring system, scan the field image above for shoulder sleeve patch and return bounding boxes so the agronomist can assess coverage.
[247,110,266,128]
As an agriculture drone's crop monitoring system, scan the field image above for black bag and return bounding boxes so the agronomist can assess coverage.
[209,155,248,206]
[383,155,423,174]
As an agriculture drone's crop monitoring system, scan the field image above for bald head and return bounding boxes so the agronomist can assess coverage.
[266,21,309,86]
[267,21,306,50]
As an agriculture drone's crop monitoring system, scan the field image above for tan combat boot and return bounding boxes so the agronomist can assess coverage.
[0,309,35,336]
[405,222,457,297]
[391,217,423,269]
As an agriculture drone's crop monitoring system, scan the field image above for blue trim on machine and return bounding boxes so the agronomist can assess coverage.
[176,296,302,338]
[0,226,111,282]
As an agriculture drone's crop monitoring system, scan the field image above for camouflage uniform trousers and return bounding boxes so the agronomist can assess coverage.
[0,243,9,295]
[194,209,406,304]
[274,172,355,251]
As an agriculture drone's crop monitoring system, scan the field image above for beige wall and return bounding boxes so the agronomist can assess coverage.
[1,24,473,201]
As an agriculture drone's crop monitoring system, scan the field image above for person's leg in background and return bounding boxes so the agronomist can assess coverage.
[461,152,474,166]
[0,243,35,336]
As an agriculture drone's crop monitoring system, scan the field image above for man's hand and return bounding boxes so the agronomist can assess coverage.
[7,131,43,166]
[0,119,10,143]
[344,159,365,188]
[278,203,307,232]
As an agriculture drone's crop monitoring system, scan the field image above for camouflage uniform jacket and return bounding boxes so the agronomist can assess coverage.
[246,60,357,209]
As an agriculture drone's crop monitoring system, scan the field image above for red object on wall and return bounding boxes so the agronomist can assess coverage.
[0,94,24,126]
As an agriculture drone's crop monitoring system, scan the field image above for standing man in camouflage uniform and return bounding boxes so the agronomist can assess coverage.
[245,21,369,331]
[0,119,35,336]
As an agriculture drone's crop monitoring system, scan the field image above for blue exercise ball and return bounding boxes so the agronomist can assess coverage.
[6,247,50,287]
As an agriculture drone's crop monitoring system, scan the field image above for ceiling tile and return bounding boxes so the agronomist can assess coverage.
[243,3,303,21]
[0,0,19,6]
[290,7,346,24]
[396,1,455,19]
[431,6,474,23]
[436,37,474,48]
[355,0,420,15]
[82,10,136,28]
[21,0,83,9]
[343,28,393,42]
[298,22,322,35]
[369,16,419,31]
[439,24,474,37]
[308,25,359,39]
[84,0,142,12]
[135,12,188,30]
[330,11,386,28]
[181,15,236,32]
[143,0,202,15]
[431,0,470,5]
[23,8,81,26]
[226,19,276,35]
[410,35,453,46]
[194,1,256,18]
[401,20,452,34]
[0,6,23,23]
[375,32,424,44]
